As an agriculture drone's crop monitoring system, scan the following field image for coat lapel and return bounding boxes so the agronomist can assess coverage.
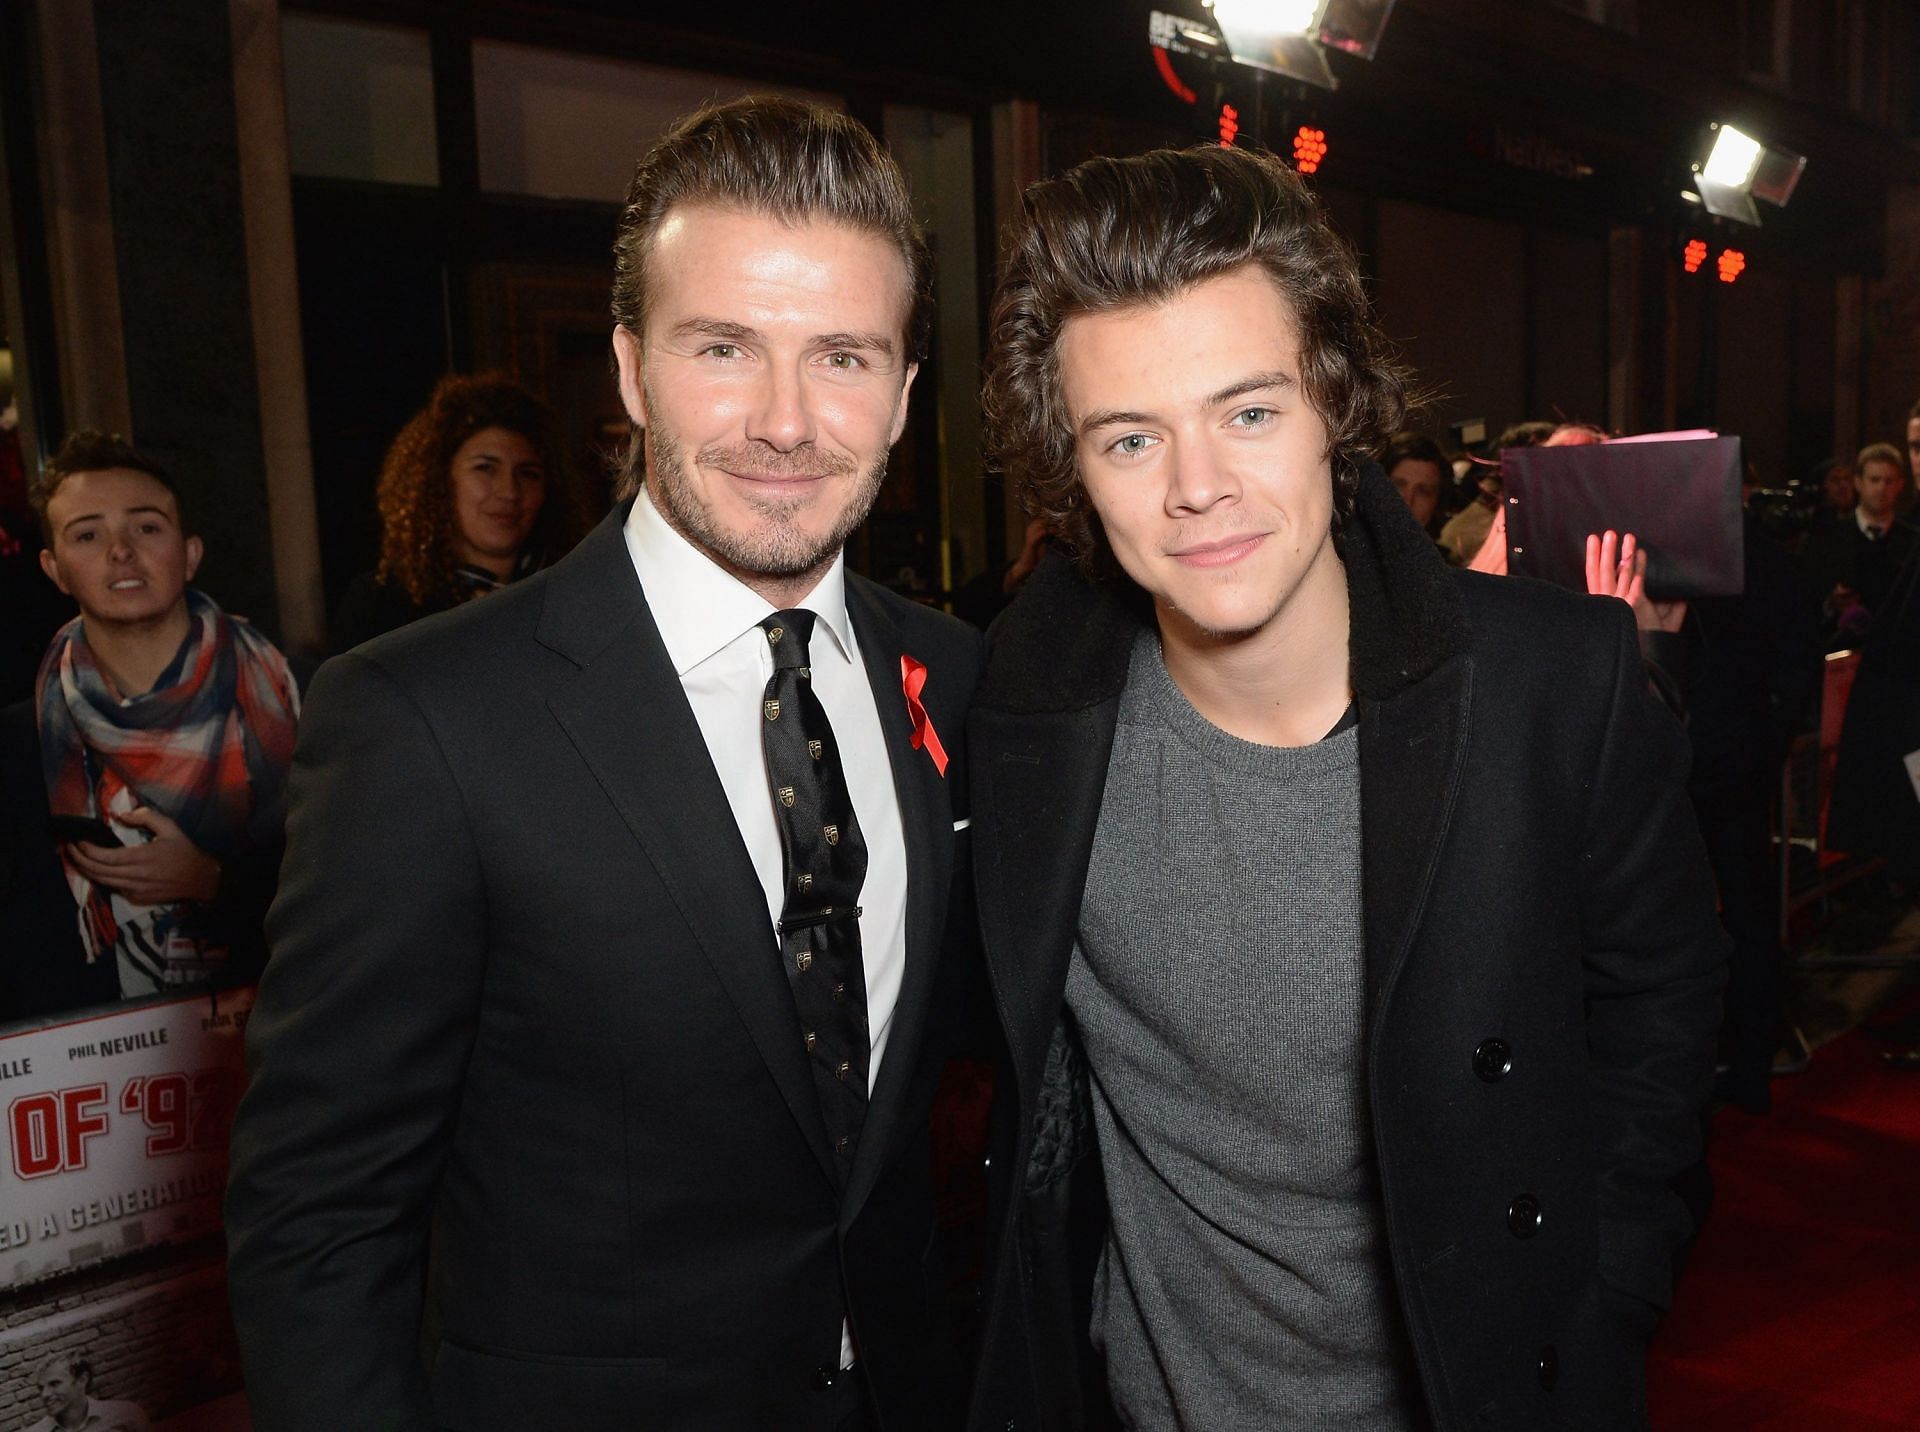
[841,577,951,1221]
[970,702,1118,1090]
[536,510,837,1187]
[1358,652,1473,1023]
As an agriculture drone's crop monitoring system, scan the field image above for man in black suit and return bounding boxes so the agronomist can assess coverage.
[226,98,983,1432]
[1799,441,1917,647]
[963,146,1724,1432]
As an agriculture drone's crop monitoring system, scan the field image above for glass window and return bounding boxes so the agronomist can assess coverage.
[281,14,438,186]
[472,42,838,204]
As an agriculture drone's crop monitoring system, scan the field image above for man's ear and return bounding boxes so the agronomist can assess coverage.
[38,548,70,596]
[184,535,204,583]
[612,325,648,429]
[888,362,919,447]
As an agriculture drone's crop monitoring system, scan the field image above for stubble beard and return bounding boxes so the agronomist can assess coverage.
[643,394,890,584]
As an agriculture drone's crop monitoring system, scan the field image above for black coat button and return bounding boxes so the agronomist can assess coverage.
[812,1366,838,1390]
[1473,1037,1513,1082]
[1538,1344,1559,1388]
[1507,1194,1543,1237]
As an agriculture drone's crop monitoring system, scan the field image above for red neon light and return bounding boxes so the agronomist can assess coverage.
[1717,248,1746,283]
[1219,103,1240,149]
[1682,238,1708,274]
[1152,46,1198,105]
[1292,125,1328,175]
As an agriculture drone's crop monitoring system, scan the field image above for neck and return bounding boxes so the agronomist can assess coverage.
[81,601,194,699]
[737,561,837,612]
[455,543,517,581]
[1154,541,1352,748]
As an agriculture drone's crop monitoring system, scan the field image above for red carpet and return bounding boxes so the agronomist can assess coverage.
[1649,1014,1920,1429]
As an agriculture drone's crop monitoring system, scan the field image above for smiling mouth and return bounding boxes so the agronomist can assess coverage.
[108,577,147,590]
[1169,533,1268,568]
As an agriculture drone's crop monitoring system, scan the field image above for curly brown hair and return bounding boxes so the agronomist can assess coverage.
[375,373,591,608]
[982,145,1408,566]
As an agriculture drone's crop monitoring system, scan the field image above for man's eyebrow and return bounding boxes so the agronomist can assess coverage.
[1203,370,1297,409]
[1078,408,1156,438]
[814,330,897,357]
[668,318,761,343]
[61,505,171,535]
[1077,371,1299,438]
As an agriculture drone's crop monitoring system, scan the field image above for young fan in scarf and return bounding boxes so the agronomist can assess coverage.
[31,431,298,998]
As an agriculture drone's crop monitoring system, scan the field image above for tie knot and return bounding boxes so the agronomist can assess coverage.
[761,610,816,670]
[1867,524,1886,541]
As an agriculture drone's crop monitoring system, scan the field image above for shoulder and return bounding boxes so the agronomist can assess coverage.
[853,574,985,669]
[1452,568,1636,700]
[314,573,551,714]
[330,572,435,650]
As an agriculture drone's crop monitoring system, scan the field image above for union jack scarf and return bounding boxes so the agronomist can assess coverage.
[36,589,300,990]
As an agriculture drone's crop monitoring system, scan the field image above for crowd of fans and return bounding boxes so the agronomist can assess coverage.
[3,357,1919,1108]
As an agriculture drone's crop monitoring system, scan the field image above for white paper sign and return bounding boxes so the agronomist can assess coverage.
[0,986,253,1290]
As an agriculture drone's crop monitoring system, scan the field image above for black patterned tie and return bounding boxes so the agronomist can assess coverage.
[759,611,869,1178]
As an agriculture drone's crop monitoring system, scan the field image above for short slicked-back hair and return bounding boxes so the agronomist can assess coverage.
[610,96,932,362]
[983,144,1407,564]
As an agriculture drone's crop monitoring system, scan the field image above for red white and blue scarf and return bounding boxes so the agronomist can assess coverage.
[36,589,300,988]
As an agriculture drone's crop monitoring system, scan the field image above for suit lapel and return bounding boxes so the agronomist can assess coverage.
[841,578,949,1221]
[1359,652,1473,1025]
[538,512,837,1187]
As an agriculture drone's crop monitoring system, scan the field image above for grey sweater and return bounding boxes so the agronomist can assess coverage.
[1064,632,1421,1430]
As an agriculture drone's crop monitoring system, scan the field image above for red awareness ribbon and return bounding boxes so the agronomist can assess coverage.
[899,655,949,777]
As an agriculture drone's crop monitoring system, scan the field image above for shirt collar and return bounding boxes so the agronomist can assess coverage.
[623,484,855,676]
[1856,508,1889,537]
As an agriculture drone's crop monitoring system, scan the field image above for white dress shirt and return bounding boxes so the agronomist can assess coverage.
[623,486,911,1100]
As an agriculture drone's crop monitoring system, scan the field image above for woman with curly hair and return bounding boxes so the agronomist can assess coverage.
[331,374,591,651]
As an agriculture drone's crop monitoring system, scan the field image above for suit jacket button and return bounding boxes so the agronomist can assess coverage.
[1537,1344,1559,1388]
[813,1366,838,1390]
[1507,1194,1543,1237]
[1472,1037,1512,1081]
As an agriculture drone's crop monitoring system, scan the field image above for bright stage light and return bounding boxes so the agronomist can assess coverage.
[1209,0,1329,36]
[1702,125,1763,189]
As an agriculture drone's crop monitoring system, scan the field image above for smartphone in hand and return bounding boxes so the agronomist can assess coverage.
[49,814,125,848]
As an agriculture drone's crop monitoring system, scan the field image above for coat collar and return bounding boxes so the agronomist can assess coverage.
[975,459,1471,715]
[971,460,1475,1084]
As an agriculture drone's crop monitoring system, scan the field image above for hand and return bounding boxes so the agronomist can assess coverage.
[66,806,221,905]
[1585,530,1686,634]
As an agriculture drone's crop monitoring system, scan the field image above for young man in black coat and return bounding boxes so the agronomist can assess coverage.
[963,146,1726,1432]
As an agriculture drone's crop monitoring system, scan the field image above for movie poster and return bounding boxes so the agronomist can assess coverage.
[0,988,255,1429]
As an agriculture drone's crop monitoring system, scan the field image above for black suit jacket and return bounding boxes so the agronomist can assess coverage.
[226,506,984,1431]
[963,465,1727,1432]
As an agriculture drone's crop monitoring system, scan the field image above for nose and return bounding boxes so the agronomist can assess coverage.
[742,360,816,452]
[1165,435,1239,516]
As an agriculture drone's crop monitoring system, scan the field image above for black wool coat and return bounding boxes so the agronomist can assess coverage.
[962,463,1728,1432]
